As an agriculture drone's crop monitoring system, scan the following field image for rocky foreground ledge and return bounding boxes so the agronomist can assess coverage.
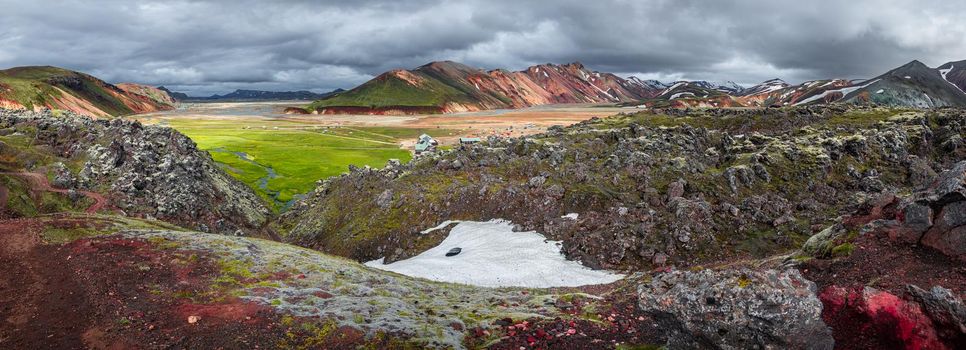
[1,107,963,349]
[1,161,962,349]
[632,161,965,349]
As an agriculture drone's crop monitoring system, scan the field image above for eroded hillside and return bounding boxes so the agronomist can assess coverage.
[0,66,175,117]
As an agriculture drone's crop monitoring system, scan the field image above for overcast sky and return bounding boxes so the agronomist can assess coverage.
[1,0,964,96]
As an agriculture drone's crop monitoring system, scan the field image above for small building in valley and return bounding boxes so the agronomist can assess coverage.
[459,137,481,145]
[415,133,438,154]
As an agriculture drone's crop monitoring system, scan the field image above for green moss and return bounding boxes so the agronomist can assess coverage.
[616,345,666,350]
[831,243,855,257]
[216,258,255,285]
[826,109,908,128]
[41,227,100,243]
[147,236,181,250]
[278,319,341,350]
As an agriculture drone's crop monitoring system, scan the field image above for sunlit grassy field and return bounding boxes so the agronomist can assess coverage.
[161,118,459,211]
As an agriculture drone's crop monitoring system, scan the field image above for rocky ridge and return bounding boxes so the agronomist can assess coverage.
[0,108,270,234]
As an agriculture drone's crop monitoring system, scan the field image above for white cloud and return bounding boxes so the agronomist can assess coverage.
[0,0,963,95]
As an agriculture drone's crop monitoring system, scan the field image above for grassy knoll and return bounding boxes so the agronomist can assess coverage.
[161,119,459,211]
[307,73,473,110]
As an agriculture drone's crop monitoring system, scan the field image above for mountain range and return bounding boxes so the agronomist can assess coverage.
[306,61,658,114]
[163,88,344,102]
[306,59,966,113]
[2,59,965,118]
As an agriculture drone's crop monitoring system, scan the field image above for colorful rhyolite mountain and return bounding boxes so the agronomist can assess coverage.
[307,61,661,114]
[0,66,175,117]
[651,59,966,108]
[310,59,966,113]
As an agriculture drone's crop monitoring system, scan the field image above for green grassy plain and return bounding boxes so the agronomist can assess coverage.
[161,118,459,211]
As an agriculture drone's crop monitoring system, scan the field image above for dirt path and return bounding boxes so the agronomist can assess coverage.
[0,172,107,214]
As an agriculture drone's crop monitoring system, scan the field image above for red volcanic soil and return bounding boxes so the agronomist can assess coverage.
[801,232,965,296]
[801,224,966,349]
[0,219,287,349]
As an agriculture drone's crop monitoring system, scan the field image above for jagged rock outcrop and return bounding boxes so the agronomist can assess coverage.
[637,268,833,350]
[0,108,270,233]
[279,106,966,270]
[847,161,966,260]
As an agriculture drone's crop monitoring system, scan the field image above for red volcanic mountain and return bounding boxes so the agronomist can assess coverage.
[307,61,660,114]
[0,66,175,117]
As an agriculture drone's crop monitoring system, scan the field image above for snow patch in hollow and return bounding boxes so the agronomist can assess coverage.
[562,213,579,220]
[365,220,624,288]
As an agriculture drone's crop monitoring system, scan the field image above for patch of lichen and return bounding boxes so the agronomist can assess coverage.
[34,214,187,244]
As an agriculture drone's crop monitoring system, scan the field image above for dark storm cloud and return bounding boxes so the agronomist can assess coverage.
[1,0,963,95]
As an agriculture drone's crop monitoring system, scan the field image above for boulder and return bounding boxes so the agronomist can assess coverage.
[375,189,393,209]
[906,285,966,344]
[923,161,966,203]
[819,286,947,349]
[638,268,833,350]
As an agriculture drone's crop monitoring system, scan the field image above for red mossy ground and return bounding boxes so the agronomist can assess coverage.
[0,218,288,348]
[466,284,665,350]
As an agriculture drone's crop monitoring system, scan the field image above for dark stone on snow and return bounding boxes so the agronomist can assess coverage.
[446,247,462,257]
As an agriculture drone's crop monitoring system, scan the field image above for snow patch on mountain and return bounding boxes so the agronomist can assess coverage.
[939,65,965,94]
[669,92,695,100]
[794,79,880,106]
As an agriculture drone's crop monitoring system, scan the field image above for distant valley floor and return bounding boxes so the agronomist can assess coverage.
[133,102,618,210]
